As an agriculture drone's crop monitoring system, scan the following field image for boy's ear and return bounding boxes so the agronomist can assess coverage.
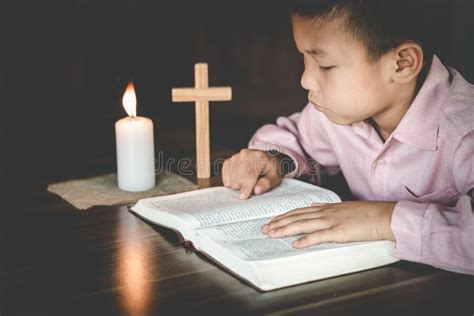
[390,43,424,84]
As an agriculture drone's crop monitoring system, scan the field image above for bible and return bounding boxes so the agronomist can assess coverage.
[131,179,399,291]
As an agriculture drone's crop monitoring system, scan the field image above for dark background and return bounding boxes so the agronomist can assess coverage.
[1,0,474,197]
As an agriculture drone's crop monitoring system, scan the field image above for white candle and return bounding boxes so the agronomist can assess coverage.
[115,82,155,192]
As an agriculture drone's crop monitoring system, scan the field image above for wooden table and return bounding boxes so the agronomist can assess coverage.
[1,137,473,316]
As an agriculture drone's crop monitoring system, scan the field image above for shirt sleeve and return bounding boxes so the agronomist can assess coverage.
[391,131,474,275]
[248,103,339,182]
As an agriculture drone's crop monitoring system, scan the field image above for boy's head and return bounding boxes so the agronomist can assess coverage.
[289,0,436,127]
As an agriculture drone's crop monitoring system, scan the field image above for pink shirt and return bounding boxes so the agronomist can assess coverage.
[248,56,474,275]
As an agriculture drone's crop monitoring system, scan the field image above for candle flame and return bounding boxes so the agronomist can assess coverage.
[122,82,137,117]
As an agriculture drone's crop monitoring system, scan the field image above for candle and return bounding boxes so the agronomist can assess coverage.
[115,82,155,192]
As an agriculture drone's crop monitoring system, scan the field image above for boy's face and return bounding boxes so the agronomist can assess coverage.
[292,15,393,125]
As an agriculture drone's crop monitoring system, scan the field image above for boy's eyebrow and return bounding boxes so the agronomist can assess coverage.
[304,48,327,56]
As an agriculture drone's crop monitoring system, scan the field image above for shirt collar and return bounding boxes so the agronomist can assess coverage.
[391,55,451,151]
[352,119,373,139]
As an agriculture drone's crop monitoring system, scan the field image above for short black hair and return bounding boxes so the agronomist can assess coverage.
[289,0,439,69]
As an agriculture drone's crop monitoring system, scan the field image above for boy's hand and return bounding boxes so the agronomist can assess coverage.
[261,201,396,248]
[222,149,283,199]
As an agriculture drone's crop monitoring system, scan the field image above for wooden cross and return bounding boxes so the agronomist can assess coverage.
[172,63,232,179]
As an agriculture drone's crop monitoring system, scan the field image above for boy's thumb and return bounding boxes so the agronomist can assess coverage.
[254,175,280,195]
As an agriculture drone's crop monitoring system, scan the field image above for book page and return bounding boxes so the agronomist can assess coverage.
[196,217,361,261]
[147,179,340,228]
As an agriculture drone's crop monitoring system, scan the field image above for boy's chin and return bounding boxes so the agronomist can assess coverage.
[323,113,356,126]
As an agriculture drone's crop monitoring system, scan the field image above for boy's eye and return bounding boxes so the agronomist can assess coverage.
[319,66,335,73]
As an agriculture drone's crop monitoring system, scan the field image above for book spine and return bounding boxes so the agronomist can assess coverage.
[176,231,196,252]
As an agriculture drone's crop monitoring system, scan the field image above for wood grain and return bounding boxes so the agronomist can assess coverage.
[171,87,232,102]
[195,63,211,179]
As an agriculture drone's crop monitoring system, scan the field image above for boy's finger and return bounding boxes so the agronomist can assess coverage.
[254,174,281,195]
[239,185,254,199]
[239,173,259,199]
[230,181,241,190]
[226,169,240,190]
[293,228,335,248]
[222,160,231,188]
[254,176,271,195]
[266,212,325,232]
[273,205,324,221]
[268,217,331,238]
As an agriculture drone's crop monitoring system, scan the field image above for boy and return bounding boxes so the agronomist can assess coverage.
[222,0,473,274]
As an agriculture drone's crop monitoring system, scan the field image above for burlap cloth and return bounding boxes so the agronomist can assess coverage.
[47,172,199,210]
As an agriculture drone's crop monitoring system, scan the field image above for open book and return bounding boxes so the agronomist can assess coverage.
[131,179,399,291]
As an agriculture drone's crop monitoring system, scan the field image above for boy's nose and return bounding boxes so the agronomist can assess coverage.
[301,69,319,92]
